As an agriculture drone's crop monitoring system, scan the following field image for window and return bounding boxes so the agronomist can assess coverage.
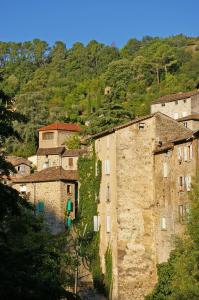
[106,184,110,202]
[139,122,145,129]
[161,217,167,230]
[161,103,165,107]
[184,146,188,161]
[67,185,71,194]
[18,165,25,174]
[36,201,45,213]
[42,162,49,169]
[185,175,191,191]
[106,216,111,233]
[183,99,187,103]
[177,147,183,161]
[105,159,110,175]
[20,184,26,193]
[163,162,169,178]
[174,112,178,119]
[175,100,178,105]
[183,122,188,128]
[179,204,190,223]
[93,215,100,232]
[42,132,54,140]
[69,158,73,167]
[179,176,184,190]
[188,144,193,161]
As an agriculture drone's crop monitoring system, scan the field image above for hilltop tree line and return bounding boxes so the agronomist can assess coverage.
[1,34,199,156]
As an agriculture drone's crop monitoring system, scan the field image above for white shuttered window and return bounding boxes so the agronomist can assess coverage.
[105,159,110,175]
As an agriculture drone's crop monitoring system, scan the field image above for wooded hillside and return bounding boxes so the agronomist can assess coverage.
[1,34,199,156]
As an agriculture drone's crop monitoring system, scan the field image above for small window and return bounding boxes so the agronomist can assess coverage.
[179,204,190,223]
[183,122,188,128]
[69,158,73,167]
[161,103,165,107]
[177,147,183,161]
[179,176,184,191]
[67,185,71,194]
[42,132,54,140]
[163,162,169,178]
[183,99,187,103]
[188,144,193,161]
[185,176,191,191]
[139,122,145,129]
[20,184,26,193]
[36,201,45,213]
[175,100,178,105]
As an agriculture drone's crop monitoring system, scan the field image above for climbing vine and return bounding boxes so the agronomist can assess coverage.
[77,144,104,292]
[104,246,113,297]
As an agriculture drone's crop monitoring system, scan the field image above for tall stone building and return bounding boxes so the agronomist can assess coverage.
[91,112,199,300]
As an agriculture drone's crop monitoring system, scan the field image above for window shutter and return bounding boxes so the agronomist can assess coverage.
[106,216,111,233]
[187,176,191,191]
[163,162,168,177]
[161,217,167,230]
[184,147,188,161]
[177,147,182,160]
[93,216,98,232]
[105,160,110,175]
[189,144,193,160]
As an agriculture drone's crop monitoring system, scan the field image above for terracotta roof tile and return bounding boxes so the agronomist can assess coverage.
[177,113,199,122]
[6,156,32,167]
[62,149,87,157]
[12,167,78,183]
[37,147,65,156]
[38,123,81,132]
[152,90,199,104]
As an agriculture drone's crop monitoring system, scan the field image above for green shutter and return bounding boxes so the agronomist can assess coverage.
[36,201,45,213]
[66,217,72,229]
[66,199,73,212]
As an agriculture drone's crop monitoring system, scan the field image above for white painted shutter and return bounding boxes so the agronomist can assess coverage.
[177,147,182,160]
[184,147,188,161]
[163,162,168,177]
[105,160,110,175]
[94,216,100,232]
[189,144,193,160]
[106,216,111,233]
[161,217,167,230]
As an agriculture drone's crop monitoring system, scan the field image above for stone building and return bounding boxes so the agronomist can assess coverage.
[91,112,199,300]
[6,156,32,178]
[11,122,83,234]
[13,166,78,234]
[151,90,199,125]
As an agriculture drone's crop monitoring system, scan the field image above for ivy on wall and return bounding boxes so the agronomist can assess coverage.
[77,145,104,292]
[104,246,113,297]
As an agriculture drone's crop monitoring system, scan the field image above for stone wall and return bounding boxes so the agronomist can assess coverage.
[39,130,76,148]
[61,156,78,170]
[151,98,192,119]
[115,117,157,300]
[154,139,198,263]
[13,180,76,234]
[37,154,61,171]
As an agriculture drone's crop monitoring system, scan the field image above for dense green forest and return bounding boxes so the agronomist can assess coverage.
[1,34,199,156]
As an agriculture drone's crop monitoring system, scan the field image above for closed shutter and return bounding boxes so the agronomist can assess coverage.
[163,162,169,177]
[106,216,111,233]
[189,144,193,160]
[184,147,188,161]
[161,217,167,230]
[187,176,191,191]
[105,160,110,175]
[177,147,182,161]
[93,216,100,232]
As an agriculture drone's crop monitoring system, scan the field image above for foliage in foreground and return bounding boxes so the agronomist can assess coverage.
[146,175,199,300]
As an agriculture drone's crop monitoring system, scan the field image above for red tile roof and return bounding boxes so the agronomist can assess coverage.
[6,156,32,167]
[177,113,199,122]
[37,147,65,156]
[62,149,87,157]
[38,123,81,132]
[12,167,78,183]
[152,90,199,104]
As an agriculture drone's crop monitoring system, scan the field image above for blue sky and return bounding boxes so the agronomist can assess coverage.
[1,0,199,48]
